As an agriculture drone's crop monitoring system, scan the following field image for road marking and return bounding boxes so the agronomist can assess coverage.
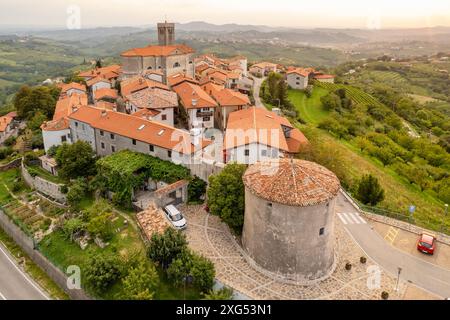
[0,243,50,300]
[0,291,6,300]
[338,212,367,225]
[384,227,399,245]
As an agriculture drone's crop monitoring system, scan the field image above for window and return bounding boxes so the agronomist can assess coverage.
[267,203,272,209]
[101,142,105,149]
[61,136,67,143]
[203,116,210,122]
[100,130,104,136]
[162,114,167,121]
[320,228,325,236]
[132,139,137,145]
[261,149,267,157]
[296,82,300,85]
[173,62,181,68]
[147,66,152,70]
[149,145,154,152]
[245,149,250,157]
[75,122,79,127]
[189,61,193,64]
[82,124,85,130]
[168,150,172,158]
[202,108,209,112]
[110,134,115,140]
[111,145,116,153]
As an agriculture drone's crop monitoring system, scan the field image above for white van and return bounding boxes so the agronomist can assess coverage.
[163,205,187,230]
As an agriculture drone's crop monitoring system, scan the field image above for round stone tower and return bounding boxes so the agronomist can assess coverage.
[242,158,341,282]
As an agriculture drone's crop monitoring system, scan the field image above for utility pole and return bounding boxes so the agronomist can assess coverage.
[442,204,449,233]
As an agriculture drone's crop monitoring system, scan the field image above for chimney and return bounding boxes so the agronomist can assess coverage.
[101,110,107,117]
[192,99,198,107]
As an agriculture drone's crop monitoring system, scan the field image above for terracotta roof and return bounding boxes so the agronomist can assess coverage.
[0,116,13,132]
[243,159,340,207]
[121,44,194,57]
[86,76,111,87]
[167,73,199,87]
[59,82,87,94]
[173,82,218,109]
[68,106,211,155]
[287,68,310,77]
[137,203,171,239]
[224,107,308,153]
[42,93,88,131]
[95,101,117,111]
[53,93,88,121]
[79,65,121,79]
[5,112,17,118]
[313,74,335,79]
[209,87,250,107]
[94,88,119,101]
[126,87,178,110]
[132,108,161,119]
[195,64,211,74]
[121,76,169,96]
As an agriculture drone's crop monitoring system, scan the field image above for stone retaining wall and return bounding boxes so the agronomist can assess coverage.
[21,162,67,204]
[0,209,90,300]
[0,157,22,172]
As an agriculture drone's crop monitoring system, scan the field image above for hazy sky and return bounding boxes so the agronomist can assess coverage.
[1,0,450,29]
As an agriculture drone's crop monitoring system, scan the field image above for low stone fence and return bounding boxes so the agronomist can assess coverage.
[0,209,90,300]
[340,189,450,246]
[21,162,67,204]
[0,157,22,172]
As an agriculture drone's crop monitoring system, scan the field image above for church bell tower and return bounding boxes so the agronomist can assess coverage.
[157,21,175,46]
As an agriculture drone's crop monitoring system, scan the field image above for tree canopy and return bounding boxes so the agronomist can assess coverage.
[207,163,247,234]
[55,141,97,180]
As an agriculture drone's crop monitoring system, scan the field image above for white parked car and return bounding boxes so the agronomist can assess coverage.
[163,205,187,230]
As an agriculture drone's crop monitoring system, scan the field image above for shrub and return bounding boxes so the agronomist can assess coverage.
[84,253,123,294]
[62,218,86,241]
[188,176,207,204]
[203,287,234,300]
[355,174,385,206]
[147,228,188,269]
[360,257,367,264]
[3,136,16,147]
[345,262,352,271]
[0,147,14,160]
[67,178,88,208]
[381,291,389,300]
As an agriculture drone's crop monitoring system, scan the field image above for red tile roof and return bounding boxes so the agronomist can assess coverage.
[224,107,308,153]
[126,87,178,110]
[243,159,340,207]
[86,76,111,87]
[42,93,88,131]
[121,44,194,57]
[167,73,199,87]
[68,106,211,155]
[121,76,169,96]
[59,82,87,94]
[0,116,13,132]
[79,65,121,80]
[173,82,218,110]
[313,74,335,80]
[94,88,119,101]
[209,87,250,107]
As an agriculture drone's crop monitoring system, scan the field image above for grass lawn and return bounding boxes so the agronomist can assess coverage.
[0,169,20,205]
[288,87,330,125]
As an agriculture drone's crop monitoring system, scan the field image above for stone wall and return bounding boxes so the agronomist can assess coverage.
[187,160,224,183]
[0,209,90,300]
[21,163,67,204]
[242,187,337,282]
[0,157,21,172]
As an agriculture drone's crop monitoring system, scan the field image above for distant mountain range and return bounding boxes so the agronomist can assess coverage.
[2,21,450,46]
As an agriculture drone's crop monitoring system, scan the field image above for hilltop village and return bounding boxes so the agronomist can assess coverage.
[40,22,337,173]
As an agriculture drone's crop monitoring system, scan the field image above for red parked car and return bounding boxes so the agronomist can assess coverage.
[417,233,436,255]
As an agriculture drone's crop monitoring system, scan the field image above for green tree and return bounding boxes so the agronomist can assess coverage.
[188,176,207,204]
[87,212,114,241]
[147,228,188,269]
[355,174,385,206]
[84,253,122,294]
[119,259,159,300]
[203,287,234,300]
[207,163,246,234]
[55,141,97,179]
[27,111,48,132]
[321,93,342,111]
[14,86,59,119]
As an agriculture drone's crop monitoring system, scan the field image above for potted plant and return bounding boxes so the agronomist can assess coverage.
[345,262,352,271]
[360,256,367,264]
[381,291,389,300]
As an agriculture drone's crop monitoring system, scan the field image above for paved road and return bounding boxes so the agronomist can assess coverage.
[337,193,450,298]
[0,242,49,300]
[252,76,265,109]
